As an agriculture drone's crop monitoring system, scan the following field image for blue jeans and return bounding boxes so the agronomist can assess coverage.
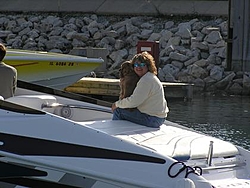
[112,108,165,128]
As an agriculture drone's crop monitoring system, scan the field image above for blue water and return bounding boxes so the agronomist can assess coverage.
[167,96,250,150]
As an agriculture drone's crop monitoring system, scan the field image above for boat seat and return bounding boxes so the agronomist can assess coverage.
[86,120,239,161]
[6,95,57,112]
[140,124,239,161]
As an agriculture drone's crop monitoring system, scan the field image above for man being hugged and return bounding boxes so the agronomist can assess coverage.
[112,51,169,128]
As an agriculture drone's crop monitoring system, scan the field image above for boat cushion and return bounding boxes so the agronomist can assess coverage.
[86,120,239,161]
[6,95,57,111]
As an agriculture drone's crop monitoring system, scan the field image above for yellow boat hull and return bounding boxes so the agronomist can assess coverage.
[4,49,103,89]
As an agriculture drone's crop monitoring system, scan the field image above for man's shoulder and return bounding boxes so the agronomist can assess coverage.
[0,62,17,72]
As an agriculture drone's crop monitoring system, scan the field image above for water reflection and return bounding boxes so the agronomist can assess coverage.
[167,96,250,150]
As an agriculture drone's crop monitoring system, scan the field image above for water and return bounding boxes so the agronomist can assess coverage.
[167,95,250,150]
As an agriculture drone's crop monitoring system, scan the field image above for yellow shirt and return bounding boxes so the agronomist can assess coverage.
[115,72,169,118]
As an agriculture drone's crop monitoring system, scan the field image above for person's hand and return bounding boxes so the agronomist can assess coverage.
[111,103,117,112]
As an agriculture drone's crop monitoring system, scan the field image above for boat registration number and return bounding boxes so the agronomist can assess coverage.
[49,62,75,66]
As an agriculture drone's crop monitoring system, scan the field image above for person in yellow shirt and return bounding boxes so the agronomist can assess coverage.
[0,43,17,99]
[112,51,169,128]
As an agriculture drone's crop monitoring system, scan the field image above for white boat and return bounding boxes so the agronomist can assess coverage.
[0,81,250,188]
[4,49,104,89]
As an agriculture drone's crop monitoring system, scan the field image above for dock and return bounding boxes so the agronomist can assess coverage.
[65,77,193,101]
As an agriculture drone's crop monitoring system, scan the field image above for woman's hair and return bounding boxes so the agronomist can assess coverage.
[131,51,157,75]
[0,43,6,61]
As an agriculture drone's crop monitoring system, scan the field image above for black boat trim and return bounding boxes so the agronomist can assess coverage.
[0,177,82,188]
[0,161,47,178]
[0,100,45,115]
[0,132,166,164]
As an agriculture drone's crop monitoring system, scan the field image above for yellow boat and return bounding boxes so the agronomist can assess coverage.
[4,49,104,89]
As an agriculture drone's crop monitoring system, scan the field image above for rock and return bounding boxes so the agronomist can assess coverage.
[193,78,205,91]
[0,13,249,96]
[165,21,174,29]
[169,52,189,62]
[210,65,224,81]
[167,36,181,47]
[148,32,161,41]
[194,59,208,67]
[188,64,208,79]
[204,76,217,88]
[243,73,250,95]
[114,39,125,50]
[172,61,184,70]
[229,83,243,95]
[204,31,222,44]
[162,64,180,77]
[184,55,199,67]
[109,49,128,69]
[191,41,209,51]
[19,27,31,36]
[176,22,192,39]
[215,72,235,89]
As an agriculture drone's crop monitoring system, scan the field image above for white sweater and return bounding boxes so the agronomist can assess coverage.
[115,72,169,118]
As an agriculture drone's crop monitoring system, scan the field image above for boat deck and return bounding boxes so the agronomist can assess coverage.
[79,119,239,161]
[210,178,250,188]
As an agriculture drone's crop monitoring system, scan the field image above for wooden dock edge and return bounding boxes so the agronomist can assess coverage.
[65,77,193,101]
